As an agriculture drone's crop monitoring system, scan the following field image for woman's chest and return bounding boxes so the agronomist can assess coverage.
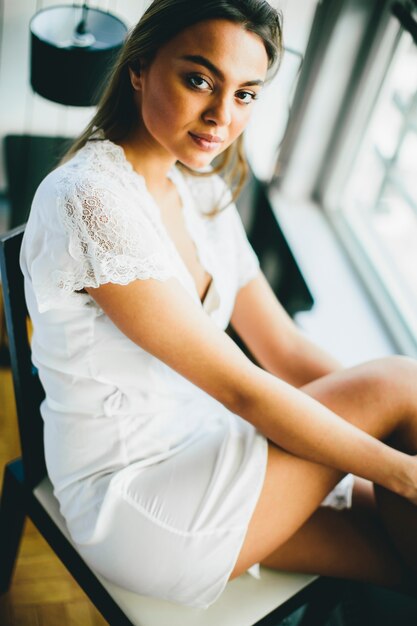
[134,172,239,322]
[157,186,214,304]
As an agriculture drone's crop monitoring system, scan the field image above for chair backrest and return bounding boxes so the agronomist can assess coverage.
[5,135,72,228]
[0,224,46,488]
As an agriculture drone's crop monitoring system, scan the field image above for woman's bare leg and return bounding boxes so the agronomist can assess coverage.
[260,478,408,589]
[229,355,417,589]
[301,355,417,574]
[374,484,417,582]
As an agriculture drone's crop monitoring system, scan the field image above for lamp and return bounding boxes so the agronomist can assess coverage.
[30,2,128,107]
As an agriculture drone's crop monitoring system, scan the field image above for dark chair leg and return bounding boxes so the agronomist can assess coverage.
[0,462,26,593]
[297,578,345,626]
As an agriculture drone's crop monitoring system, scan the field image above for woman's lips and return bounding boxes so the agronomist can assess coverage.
[188,132,224,151]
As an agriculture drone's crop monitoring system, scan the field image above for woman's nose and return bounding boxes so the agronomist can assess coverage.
[202,95,232,127]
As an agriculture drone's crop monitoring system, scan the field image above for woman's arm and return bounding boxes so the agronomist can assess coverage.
[231,271,343,387]
[85,277,417,502]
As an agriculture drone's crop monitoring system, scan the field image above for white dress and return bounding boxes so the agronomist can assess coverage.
[20,138,353,609]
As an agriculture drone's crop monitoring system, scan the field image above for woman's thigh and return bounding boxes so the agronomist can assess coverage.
[229,441,345,577]
[258,477,406,589]
[230,356,417,579]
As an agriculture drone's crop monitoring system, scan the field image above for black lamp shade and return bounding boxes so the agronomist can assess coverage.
[30,5,128,107]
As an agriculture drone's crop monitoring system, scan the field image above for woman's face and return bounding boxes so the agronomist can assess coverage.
[130,19,269,170]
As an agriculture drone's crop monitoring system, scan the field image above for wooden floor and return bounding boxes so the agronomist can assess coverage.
[0,366,107,626]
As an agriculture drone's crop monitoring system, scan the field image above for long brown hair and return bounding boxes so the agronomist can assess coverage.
[63,0,283,214]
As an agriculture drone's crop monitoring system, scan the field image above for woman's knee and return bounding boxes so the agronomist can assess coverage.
[363,355,417,452]
[373,355,417,411]
[374,354,417,380]
[301,357,413,440]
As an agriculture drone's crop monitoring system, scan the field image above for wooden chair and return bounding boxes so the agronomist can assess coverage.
[0,224,342,626]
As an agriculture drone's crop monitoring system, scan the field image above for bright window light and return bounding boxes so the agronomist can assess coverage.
[338,30,417,343]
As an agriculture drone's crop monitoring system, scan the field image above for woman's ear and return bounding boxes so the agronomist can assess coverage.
[128,66,142,92]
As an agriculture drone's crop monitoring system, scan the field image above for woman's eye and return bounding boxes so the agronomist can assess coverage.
[187,75,210,90]
[236,91,257,104]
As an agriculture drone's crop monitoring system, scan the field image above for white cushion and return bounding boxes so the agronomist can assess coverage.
[34,477,316,626]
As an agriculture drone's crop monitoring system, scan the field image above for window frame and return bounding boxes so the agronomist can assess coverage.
[272,0,417,356]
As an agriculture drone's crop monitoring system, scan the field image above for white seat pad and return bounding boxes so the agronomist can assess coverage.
[34,477,316,626]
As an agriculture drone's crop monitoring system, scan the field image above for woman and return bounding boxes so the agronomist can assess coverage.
[20,0,417,610]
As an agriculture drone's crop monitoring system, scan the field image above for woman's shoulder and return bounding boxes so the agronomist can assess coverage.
[26,143,135,239]
[35,139,144,213]
[57,139,133,187]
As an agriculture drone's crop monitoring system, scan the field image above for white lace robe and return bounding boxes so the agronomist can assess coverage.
[20,139,353,608]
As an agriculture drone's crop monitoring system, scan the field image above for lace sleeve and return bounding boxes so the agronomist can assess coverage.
[23,168,176,313]
[54,172,175,294]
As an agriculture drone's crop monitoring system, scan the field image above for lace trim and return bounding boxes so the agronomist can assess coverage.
[51,152,176,299]
[51,257,174,296]
[34,139,258,311]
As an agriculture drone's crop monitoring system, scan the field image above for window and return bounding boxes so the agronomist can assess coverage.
[245,0,317,181]
[336,28,417,348]
[263,0,417,354]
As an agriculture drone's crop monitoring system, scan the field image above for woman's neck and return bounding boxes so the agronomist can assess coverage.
[119,127,177,195]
